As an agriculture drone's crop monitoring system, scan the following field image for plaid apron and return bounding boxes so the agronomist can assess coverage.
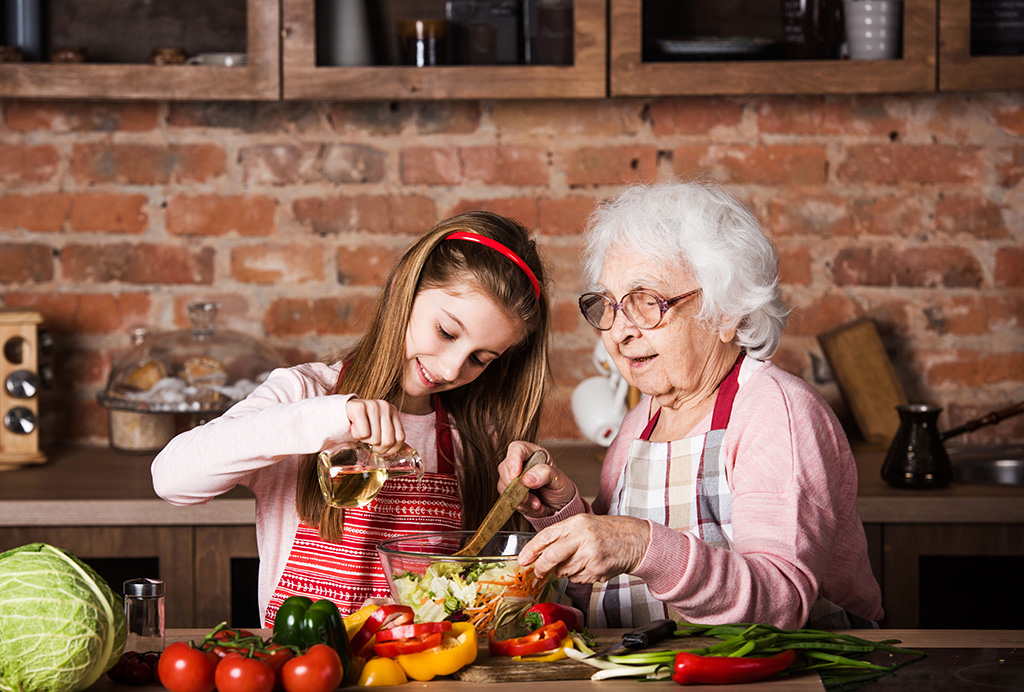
[588,353,865,629]
[266,395,461,621]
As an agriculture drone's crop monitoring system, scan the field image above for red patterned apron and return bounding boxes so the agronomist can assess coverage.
[265,396,462,621]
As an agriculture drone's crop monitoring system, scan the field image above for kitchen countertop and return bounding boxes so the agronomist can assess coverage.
[83,628,1023,691]
[1,443,1023,527]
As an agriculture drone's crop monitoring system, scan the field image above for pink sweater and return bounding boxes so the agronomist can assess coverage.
[151,362,448,626]
[535,358,883,629]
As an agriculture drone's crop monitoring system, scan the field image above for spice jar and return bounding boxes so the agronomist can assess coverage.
[123,578,165,653]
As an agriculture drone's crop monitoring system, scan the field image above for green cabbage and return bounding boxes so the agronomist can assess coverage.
[0,543,127,692]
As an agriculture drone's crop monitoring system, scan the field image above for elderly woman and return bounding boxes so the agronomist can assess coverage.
[498,181,883,630]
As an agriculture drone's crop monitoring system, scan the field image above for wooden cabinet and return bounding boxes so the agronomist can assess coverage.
[0,0,279,100]
[938,0,1024,91]
[281,0,606,100]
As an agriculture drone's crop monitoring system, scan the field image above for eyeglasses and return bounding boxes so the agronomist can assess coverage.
[578,288,702,331]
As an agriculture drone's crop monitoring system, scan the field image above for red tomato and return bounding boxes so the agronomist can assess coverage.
[374,621,452,642]
[214,653,276,692]
[372,631,443,658]
[281,643,344,692]
[254,642,295,692]
[157,641,218,692]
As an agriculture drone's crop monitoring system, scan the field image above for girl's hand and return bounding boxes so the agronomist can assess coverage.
[345,398,407,457]
[516,514,650,583]
[497,442,578,518]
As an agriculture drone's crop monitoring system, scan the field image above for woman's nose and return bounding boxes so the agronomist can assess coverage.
[436,351,466,382]
[606,306,640,341]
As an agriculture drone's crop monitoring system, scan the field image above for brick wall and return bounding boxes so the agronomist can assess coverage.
[1,93,1022,447]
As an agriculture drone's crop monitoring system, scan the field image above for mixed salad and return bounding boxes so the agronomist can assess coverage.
[391,560,557,633]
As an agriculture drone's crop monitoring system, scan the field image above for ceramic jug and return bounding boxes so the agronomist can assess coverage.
[881,404,953,489]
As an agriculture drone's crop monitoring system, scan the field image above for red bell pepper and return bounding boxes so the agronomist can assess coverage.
[372,632,444,658]
[523,603,585,633]
[348,603,414,658]
[488,621,569,657]
[672,649,798,685]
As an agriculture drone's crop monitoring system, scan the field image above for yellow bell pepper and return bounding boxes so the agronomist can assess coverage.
[394,621,478,682]
[357,656,408,687]
[345,604,380,641]
[512,636,574,662]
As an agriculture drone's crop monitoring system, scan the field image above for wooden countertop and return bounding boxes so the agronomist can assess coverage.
[83,628,1023,691]
[1,443,1022,527]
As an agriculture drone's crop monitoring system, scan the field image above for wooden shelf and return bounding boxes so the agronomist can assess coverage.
[0,1,279,101]
[282,0,606,100]
[938,0,1024,91]
[610,0,937,96]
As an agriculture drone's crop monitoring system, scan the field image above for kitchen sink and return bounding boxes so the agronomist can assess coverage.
[948,445,1024,486]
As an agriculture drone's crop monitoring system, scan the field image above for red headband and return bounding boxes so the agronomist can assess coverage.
[445,231,541,299]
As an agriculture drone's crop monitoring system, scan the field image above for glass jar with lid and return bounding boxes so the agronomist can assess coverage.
[98,302,286,453]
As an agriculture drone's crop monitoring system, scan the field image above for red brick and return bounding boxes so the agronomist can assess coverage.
[240,143,386,185]
[492,100,643,137]
[550,298,585,334]
[996,145,1023,188]
[166,195,276,237]
[565,146,659,187]
[313,296,378,335]
[292,195,436,236]
[0,193,72,232]
[766,193,849,237]
[445,198,540,229]
[848,196,930,238]
[336,242,403,286]
[784,293,860,336]
[62,244,214,284]
[69,194,149,234]
[61,347,109,386]
[922,294,1023,336]
[2,292,151,334]
[329,101,481,135]
[705,145,828,185]
[922,349,1024,387]
[935,194,1010,239]
[0,143,58,185]
[411,101,482,134]
[0,244,54,283]
[4,101,159,132]
[169,102,325,134]
[993,104,1024,136]
[462,146,550,185]
[541,243,588,294]
[945,400,1024,444]
[401,147,462,185]
[756,95,905,135]
[650,97,743,135]
[777,244,812,286]
[837,144,985,184]
[171,295,250,330]
[995,247,1024,287]
[231,245,324,284]
[538,197,597,236]
[72,143,226,184]
[264,299,316,336]
[832,246,984,288]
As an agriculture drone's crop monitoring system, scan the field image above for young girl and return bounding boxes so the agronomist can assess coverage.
[151,211,550,625]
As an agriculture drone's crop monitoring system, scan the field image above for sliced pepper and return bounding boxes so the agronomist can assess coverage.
[373,632,443,658]
[394,621,478,682]
[344,605,380,641]
[350,604,415,659]
[488,620,569,657]
[357,657,408,687]
[523,603,585,633]
[271,596,354,684]
[512,636,575,662]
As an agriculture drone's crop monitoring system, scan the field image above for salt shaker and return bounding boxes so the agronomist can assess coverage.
[123,578,165,652]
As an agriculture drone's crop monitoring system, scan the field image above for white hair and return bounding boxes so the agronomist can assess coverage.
[582,181,790,360]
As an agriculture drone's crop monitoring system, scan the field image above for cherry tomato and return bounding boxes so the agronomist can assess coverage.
[214,653,276,692]
[372,631,443,658]
[157,641,218,692]
[281,643,343,692]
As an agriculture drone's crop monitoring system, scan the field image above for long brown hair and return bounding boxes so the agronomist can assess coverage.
[296,211,550,541]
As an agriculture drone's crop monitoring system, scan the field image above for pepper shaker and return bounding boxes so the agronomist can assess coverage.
[123,578,165,653]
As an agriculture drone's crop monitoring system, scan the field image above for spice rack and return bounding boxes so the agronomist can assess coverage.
[0,310,46,468]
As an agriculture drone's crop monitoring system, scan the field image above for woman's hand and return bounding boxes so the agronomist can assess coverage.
[497,442,578,518]
[345,398,407,457]
[517,514,650,584]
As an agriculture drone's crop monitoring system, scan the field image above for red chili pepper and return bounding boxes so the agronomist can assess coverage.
[672,650,798,685]
[488,621,569,657]
[523,603,585,633]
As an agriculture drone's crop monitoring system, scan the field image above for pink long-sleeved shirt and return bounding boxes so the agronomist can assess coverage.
[534,358,883,629]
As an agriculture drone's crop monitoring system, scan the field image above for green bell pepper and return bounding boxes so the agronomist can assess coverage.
[272,596,354,683]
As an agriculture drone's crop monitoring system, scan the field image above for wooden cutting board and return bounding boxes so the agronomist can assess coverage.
[453,632,721,682]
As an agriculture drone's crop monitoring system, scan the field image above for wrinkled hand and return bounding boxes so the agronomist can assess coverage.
[345,398,407,457]
[517,514,650,584]
[497,441,578,518]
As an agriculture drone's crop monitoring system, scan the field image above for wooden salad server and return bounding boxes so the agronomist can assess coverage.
[453,449,549,557]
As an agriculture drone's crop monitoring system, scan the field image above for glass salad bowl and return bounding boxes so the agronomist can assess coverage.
[377,531,566,637]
